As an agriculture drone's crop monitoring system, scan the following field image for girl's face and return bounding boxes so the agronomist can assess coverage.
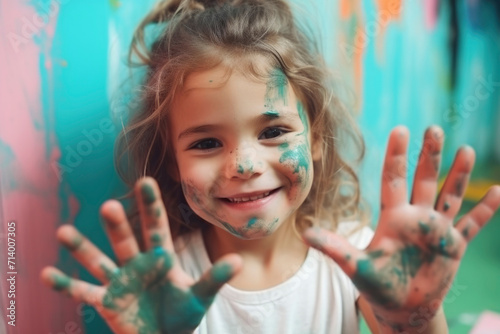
[170,65,318,239]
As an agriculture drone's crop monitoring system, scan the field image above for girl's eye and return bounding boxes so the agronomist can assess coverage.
[190,138,222,150]
[259,127,288,140]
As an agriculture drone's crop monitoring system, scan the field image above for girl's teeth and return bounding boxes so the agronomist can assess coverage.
[228,191,271,203]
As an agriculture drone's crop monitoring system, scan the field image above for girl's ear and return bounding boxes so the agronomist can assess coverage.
[311,133,323,161]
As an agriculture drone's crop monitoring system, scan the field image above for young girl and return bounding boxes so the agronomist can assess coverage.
[41,0,500,333]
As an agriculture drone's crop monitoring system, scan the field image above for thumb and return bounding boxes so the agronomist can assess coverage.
[302,227,364,278]
[191,253,242,306]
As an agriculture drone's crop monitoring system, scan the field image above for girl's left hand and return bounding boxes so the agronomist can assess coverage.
[302,125,500,330]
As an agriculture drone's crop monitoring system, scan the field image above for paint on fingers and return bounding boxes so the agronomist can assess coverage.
[61,233,84,252]
[211,261,233,283]
[51,272,72,292]
[453,174,468,198]
[141,183,156,205]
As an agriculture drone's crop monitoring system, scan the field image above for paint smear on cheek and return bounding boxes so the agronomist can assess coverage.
[280,101,314,196]
[279,141,311,188]
[247,217,257,228]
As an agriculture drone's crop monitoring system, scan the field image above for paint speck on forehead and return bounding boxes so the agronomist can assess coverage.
[265,68,289,108]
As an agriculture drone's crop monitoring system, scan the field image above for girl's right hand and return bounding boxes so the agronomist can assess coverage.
[40,177,242,334]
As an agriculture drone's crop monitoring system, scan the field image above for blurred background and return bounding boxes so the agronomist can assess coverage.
[0,0,499,333]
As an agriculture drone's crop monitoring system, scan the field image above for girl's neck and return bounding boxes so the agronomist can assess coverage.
[202,218,309,290]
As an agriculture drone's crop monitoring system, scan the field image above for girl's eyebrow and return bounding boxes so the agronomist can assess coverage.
[177,110,300,140]
[177,124,222,141]
[258,109,299,123]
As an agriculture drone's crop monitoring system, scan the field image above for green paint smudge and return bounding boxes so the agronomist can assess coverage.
[247,217,257,228]
[399,246,424,279]
[418,221,431,235]
[52,273,71,291]
[155,207,162,218]
[265,68,288,108]
[297,101,309,135]
[211,262,233,283]
[429,228,454,257]
[109,0,121,9]
[352,259,394,307]
[279,142,310,175]
[443,202,450,211]
[263,110,280,118]
[150,233,162,247]
[221,222,243,237]
[64,234,84,252]
[368,250,384,259]
[141,183,156,205]
[279,142,289,150]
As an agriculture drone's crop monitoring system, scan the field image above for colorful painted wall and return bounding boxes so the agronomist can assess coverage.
[0,1,499,333]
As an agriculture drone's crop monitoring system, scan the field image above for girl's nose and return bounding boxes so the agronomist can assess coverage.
[224,145,264,179]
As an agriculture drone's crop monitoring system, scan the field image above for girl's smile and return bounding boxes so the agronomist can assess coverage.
[171,64,318,239]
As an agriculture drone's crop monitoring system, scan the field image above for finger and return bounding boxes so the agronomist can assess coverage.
[40,267,106,306]
[136,177,174,251]
[57,225,118,284]
[302,227,365,278]
[435,146,475,218]
[455,185,500,242]
[381,126,409,209]
[101,200,140,265]
[410,126,444,206]
[191,254,242,306]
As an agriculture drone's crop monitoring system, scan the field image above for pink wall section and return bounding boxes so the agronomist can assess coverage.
[0,3,82,333]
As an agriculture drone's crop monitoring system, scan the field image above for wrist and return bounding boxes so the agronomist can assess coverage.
[371,304,446,334]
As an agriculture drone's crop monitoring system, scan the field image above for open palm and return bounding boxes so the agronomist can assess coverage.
[41,178,242,334]
[303,126,500,324]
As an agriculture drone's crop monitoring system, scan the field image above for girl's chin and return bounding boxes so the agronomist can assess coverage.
[209,219,282,240]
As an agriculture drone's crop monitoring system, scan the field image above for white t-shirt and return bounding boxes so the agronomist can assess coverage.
[174,222,374,334]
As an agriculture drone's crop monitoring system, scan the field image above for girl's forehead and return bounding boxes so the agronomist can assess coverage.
[182,66,232,91]
[182,55,277,92]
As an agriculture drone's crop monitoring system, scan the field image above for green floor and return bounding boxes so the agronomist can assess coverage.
[360,199,500,333]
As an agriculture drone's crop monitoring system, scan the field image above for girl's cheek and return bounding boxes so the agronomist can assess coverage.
[278,141,313,188]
